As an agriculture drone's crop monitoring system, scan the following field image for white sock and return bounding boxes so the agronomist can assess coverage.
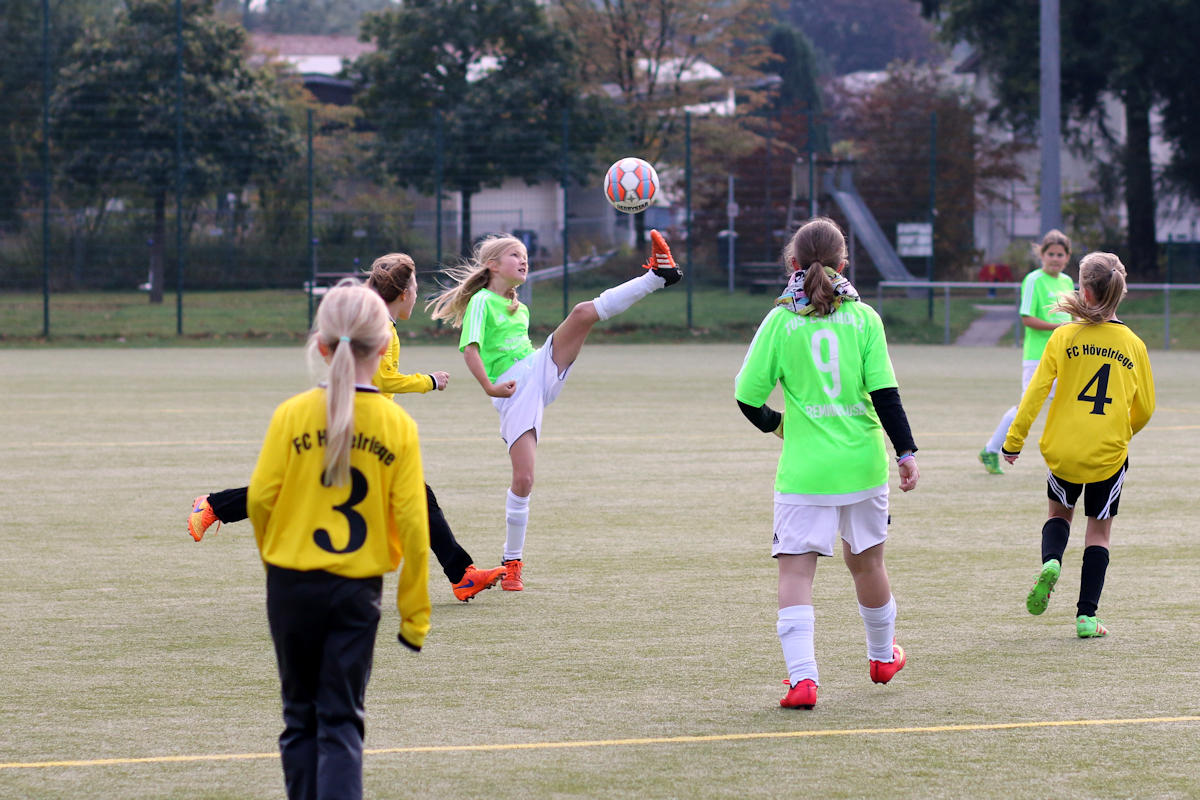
[985,406,1017,453]
[776,604,818,685]
[502,489,530,562]
[858,596,897,662]
[592,271,665,321]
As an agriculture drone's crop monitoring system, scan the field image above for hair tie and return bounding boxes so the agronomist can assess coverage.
[339,335,350,343]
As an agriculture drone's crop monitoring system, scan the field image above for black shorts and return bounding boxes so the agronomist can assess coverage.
[1046,459,1128,520]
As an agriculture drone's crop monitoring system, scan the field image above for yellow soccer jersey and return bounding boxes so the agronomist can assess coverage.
[248,386,431,648]
[1005,320,1155,483]
[374,325,435,400]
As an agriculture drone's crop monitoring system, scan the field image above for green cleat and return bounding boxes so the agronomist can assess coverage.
[1076,615,1108,638]
[979,448,1004,474]
[1025,558,1060,615]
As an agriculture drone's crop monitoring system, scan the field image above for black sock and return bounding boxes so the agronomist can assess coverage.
[1041,517,1070,564]
[1077,545,1110,618]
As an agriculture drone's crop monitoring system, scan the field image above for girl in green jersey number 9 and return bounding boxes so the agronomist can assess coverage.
[428,231,682,591]
[735,217,919,710]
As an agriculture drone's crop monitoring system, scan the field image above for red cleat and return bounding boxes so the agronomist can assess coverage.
[869,642,907,684]
[501,559,524,591]
[780,678,818,709]
[451,564,507,602]
[642,230,682,286]
[187,495,220,542]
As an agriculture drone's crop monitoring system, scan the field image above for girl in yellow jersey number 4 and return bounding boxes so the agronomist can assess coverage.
[1003,253,1155,639]
[735,218,919,710]
[248,282,430,800]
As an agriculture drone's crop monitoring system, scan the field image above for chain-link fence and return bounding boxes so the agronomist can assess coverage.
[5,3,1196,343]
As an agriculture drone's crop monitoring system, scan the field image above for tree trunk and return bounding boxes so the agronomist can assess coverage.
[1123,89,1157,278]
[459,189,473,257]
[149,191,166,304]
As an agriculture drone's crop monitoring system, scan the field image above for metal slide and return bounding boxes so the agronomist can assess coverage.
[823,167,919,281]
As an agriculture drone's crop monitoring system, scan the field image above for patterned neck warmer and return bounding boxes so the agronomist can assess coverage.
[775,265,860,315]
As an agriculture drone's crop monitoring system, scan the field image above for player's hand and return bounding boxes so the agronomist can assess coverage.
[431,371,449,391]
[1003,452,1019,465]
[487,380,517,398]
[773,415,784,439]
[898,457,919,492]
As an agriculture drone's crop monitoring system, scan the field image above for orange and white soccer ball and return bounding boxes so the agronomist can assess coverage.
[603,157,659,214]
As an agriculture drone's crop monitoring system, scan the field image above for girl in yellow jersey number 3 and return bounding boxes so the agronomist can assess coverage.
[1003,253,1155,639]
[248,282,430,800]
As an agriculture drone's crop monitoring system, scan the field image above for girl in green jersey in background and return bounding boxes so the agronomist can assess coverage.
[428,231,681,592]
[979,229,1074,474]
[735,217,919,710]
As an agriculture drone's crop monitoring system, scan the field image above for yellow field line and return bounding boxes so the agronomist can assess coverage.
[3,715,1197,770]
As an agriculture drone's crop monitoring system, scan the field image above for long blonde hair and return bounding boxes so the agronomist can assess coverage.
[1055,252,1127,324]
[427,235,524,327]
[306,280,391,487]
[783,217,848,317]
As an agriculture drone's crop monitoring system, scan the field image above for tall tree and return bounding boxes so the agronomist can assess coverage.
[0,0,119,229]
[919,0,1200,277]
[786,0,942,75]
[353,0,596,256]
[50,0,300,302]
[556,0,773,244]
[251,0,395,35]
[827,63,1027,276]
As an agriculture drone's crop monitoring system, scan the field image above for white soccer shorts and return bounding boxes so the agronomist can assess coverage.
[492,335,571,449]
[772,493,889,557]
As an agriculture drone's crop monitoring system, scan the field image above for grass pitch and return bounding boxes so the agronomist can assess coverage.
[0,343,1197,799]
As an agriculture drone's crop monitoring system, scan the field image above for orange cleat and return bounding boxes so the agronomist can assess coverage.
[643,229,682,286]
[187,495,220,542]
[451,564,507,602]
[780,678,817,709]
[869,641,907,684]
[500,559,524,591]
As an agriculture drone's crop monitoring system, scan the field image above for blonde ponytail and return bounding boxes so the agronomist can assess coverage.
[306,280,391,486]
[1055,252,1127,324]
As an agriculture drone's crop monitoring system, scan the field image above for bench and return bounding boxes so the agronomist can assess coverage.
[738,261,786,294]
[303,271,362,296]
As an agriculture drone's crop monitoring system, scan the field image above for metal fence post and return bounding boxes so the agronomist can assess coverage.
[41,0,51,337]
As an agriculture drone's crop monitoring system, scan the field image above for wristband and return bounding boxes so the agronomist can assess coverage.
[896,452,915,465]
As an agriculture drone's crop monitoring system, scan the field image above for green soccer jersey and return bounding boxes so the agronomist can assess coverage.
[459,288,535,382]
[735,301,898,496]
[1020,268,1074,360]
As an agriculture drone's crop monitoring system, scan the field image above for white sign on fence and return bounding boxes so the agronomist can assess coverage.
[896,222,933,257]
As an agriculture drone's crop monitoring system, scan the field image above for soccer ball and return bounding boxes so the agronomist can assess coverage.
[603,157,660,214]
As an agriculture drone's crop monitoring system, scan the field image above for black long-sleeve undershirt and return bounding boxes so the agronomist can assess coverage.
[737,387,917,457]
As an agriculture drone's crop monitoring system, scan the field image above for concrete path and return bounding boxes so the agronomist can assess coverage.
[956,305,1017,346]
